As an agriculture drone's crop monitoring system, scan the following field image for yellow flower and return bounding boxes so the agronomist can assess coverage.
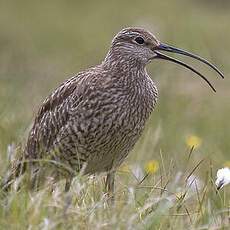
[223,161,230,168]
[186,135,202,149]
[145,160,159,174]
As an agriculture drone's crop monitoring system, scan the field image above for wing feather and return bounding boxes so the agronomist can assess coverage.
[25,73,87,157]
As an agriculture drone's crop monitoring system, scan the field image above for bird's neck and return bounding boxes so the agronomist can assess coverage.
[101,51,155,97]
[102,48,146,74]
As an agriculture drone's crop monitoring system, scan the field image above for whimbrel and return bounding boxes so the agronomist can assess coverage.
[3,27,224,194]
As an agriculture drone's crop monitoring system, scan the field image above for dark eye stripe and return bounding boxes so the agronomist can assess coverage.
[135,37,145,44]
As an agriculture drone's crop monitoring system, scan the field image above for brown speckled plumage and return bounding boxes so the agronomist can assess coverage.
[25,28,158,191]
[3,27,223,193]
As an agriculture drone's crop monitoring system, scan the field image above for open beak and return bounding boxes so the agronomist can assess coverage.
[153,43,224,92]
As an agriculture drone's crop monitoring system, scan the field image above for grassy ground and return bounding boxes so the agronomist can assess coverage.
[0,0,230,229]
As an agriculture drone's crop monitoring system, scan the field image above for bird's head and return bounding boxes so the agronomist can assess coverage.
[111,27,161,64]
[108,27,224,91]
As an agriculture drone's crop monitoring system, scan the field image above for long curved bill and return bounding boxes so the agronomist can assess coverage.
[153,43,224,92]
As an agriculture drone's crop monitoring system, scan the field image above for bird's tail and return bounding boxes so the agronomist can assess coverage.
[1,147,26,193]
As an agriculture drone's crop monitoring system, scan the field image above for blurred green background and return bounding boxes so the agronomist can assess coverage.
[0,0,229,174]
[0,1,230,228]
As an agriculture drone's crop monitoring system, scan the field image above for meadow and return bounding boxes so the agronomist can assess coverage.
[0,0,229,229]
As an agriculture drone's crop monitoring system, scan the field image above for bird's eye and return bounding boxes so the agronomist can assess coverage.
[134,37,145,45]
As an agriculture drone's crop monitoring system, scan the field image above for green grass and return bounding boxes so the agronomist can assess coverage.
[0,0,230,229]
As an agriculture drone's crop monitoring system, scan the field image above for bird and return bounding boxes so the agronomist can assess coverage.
[2,27,224,195]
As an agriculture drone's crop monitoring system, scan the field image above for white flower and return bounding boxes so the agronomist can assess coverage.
[215,167,230,190]
[131,164,144,181]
